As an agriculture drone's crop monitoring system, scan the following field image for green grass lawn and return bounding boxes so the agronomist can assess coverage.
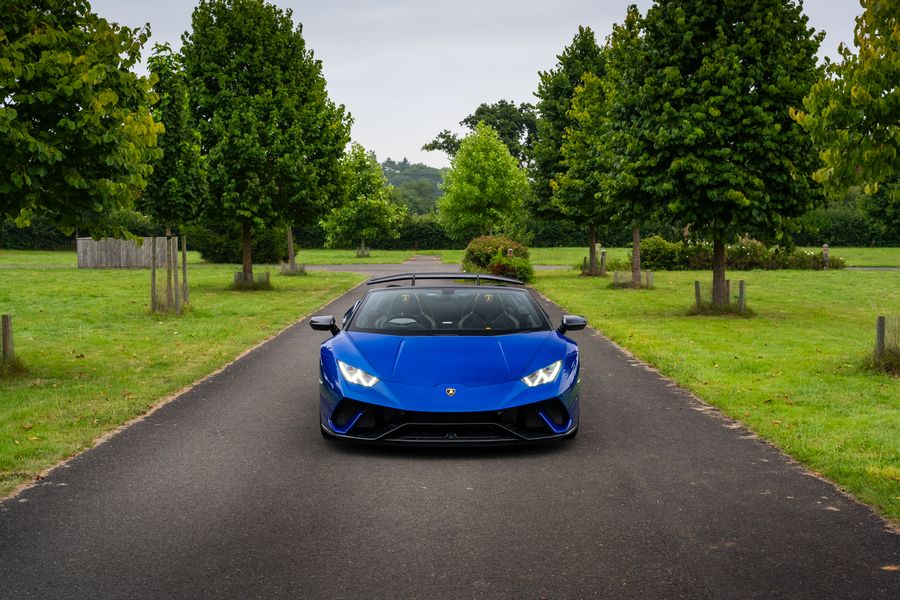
[0,262,364,497]
[533,269,900,522]
[800,247,900,267]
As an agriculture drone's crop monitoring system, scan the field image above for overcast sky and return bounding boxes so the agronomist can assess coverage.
[91,0,861,169]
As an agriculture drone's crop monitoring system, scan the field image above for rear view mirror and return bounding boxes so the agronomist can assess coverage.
[310,315,339,336]
[558,315,587,335]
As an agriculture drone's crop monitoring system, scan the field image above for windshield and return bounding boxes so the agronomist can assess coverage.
[348,287,550,335]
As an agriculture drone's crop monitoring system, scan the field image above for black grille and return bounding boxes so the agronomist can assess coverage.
[328,398,571,442]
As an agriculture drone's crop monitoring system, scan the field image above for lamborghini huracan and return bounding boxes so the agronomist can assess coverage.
[309,273,586,444]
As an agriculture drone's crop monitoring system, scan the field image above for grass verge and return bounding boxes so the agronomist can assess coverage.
[0,263,364,497]
[533,268,900,523]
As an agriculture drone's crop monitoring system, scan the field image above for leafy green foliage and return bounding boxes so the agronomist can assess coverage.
[623,0,824,303]
[0,0,161,236]
[382,159,444,215]
[423,100,536,167]
[439,123,530,240]
[637,236,845,271]
[486,253,534,283]
[792,0,899,195]
[320,144,405,250]
[140,43,206,229]
[183,222,288,264]
[532,26,605,216]
[181,0,349,274]
[461,235,529,272]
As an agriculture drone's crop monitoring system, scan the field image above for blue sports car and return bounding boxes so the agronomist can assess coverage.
[309,273,587,444]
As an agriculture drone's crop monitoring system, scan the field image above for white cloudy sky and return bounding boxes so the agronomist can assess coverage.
[91,0,861,168]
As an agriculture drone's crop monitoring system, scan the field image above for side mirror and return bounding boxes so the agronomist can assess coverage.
[558,315,587,335]
[310,315,340,336]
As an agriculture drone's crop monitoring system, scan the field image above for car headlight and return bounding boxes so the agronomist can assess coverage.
[521,360,562,387]
[337,360,380,387]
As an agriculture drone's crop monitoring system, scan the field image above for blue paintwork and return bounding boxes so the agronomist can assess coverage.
[317,328,581,433]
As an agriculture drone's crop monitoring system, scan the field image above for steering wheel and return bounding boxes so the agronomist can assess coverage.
[379,313,434,330]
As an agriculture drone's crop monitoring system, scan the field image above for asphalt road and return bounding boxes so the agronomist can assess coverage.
[1,261,898,599]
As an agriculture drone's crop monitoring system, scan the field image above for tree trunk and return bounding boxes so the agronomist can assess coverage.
[631,225,641,288]
[286,227,297,271]
[241,221,253,280]
[712,238,727,306]
[588,225,598,276]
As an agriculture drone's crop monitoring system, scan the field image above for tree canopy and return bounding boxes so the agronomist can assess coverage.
[139,43,206,231]
[438,122,529,240]
[629,0,823,304]
[423,100,536,167]
[531,26,605,218]
[181,0,349,278]
[321,143,405,251]
[792,0,899,203]
[0,0,160,236]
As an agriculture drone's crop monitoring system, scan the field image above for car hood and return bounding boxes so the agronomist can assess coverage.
[343,331,555,387]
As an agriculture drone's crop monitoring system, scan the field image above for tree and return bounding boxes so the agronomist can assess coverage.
[278,98,350,272]
[555,72,613,276]
[0,0,161,236]
[791,0,899,214]
[181,0,348,282]
[438,122,530,240]
[532,26,605,219]
[320,143,405,255]
[633,0,823,305]
[602,6,664,287]
[141,43,206,231]
[423,100,537,168]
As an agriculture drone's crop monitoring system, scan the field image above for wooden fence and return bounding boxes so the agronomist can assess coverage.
[76,237,169,269]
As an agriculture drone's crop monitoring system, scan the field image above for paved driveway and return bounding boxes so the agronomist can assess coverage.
[1,261,897,599]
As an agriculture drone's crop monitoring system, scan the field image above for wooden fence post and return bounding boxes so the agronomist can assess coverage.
[738,280,746,314]
[822,243,830,270]
[150,237,157,312]
[165,236,174,309]
[582,257,588,275]
[181,235,189,305]
[613,271,619,286]
[1,314,13,365]
[875,316,886,360]
[725,280,731,304]
[694,281,702,307]
[171,236,181,314]
[600,250,607,277]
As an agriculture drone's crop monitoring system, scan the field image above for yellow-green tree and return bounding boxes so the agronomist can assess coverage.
[792,0,899,218]
[439,123,530,241]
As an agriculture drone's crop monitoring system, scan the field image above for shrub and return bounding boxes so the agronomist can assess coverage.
[638,235,684,271]
[184,223,289,264]
[462,236,529,272]
[634,236,846,271]
[487,251,534,283]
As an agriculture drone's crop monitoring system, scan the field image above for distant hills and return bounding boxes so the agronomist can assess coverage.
[382,158,445,215]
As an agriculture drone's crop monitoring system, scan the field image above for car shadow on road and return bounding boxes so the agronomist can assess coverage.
[320,438,575,461]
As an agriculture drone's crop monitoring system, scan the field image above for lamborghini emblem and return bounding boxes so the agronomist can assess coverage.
[445,388,456,397]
